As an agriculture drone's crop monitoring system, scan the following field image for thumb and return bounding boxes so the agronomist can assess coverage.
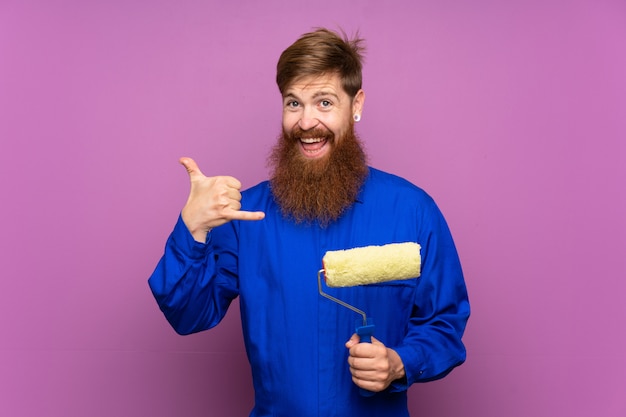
[345,333,360,348]
[179,157,205,180]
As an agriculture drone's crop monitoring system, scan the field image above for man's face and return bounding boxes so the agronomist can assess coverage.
[281,73,364,162]
[270,72,368,226]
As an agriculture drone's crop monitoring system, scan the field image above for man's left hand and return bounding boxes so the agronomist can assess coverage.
[345,335,406,392]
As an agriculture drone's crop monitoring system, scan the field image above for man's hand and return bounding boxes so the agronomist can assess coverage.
[179,157,265,242]
[345,334,406,392]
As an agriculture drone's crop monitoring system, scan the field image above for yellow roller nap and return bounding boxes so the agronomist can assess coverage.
[322,242,421,287]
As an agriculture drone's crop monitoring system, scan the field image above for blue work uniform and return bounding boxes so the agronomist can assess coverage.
[149,167,470,417]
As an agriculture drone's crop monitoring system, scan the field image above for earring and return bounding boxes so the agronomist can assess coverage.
[353,114,361,122]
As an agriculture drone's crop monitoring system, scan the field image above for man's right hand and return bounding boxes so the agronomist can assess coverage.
[179,157,265,242]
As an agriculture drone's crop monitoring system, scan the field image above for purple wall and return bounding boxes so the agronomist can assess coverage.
[1,1,624,416]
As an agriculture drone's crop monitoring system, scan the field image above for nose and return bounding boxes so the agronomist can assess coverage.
[298,107,319,131]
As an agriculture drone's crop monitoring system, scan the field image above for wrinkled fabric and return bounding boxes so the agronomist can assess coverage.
[149,167,470,417]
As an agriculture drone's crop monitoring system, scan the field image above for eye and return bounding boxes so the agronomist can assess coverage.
[320,100,332,108]
[286,100,299,108]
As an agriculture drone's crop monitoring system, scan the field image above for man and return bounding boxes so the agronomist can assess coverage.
[149,28,470,417]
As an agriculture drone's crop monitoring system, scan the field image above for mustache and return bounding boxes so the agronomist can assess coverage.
[286,126,335,141]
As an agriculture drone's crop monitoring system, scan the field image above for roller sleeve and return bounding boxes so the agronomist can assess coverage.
[322,242,421,287]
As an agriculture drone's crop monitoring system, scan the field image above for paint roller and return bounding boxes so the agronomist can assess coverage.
[318,241,422,340]
[317,242,421,395]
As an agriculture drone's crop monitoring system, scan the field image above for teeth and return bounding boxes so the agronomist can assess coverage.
[301,137,324,144]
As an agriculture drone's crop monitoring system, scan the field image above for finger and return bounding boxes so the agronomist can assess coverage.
[348,351,372,369]
[222,175,243,190]
[351,367,379,381]
[226,209,266,222]
[352,373,384,392]
[350,341,379,359]
[179,157,206,180]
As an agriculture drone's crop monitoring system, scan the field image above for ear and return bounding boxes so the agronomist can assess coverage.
[352,89,365,117]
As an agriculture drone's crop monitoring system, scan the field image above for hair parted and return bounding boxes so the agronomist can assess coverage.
[276,28,365,97]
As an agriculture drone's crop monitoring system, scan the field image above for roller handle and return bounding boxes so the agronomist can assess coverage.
[355,318,376,397]
[356,319,375,343]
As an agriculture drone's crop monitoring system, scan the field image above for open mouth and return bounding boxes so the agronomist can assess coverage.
[299,136,328,156]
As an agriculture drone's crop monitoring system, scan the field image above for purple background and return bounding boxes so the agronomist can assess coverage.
[1,1,625,416]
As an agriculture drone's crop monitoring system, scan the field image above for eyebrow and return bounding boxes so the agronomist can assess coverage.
[283,90,340,102]
[312,90,339,100]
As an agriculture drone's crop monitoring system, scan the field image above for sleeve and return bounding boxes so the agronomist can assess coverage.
[391,198,470,388]
[147,214,240,335]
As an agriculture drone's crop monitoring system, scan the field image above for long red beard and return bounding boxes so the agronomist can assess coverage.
[268,125,368,227]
